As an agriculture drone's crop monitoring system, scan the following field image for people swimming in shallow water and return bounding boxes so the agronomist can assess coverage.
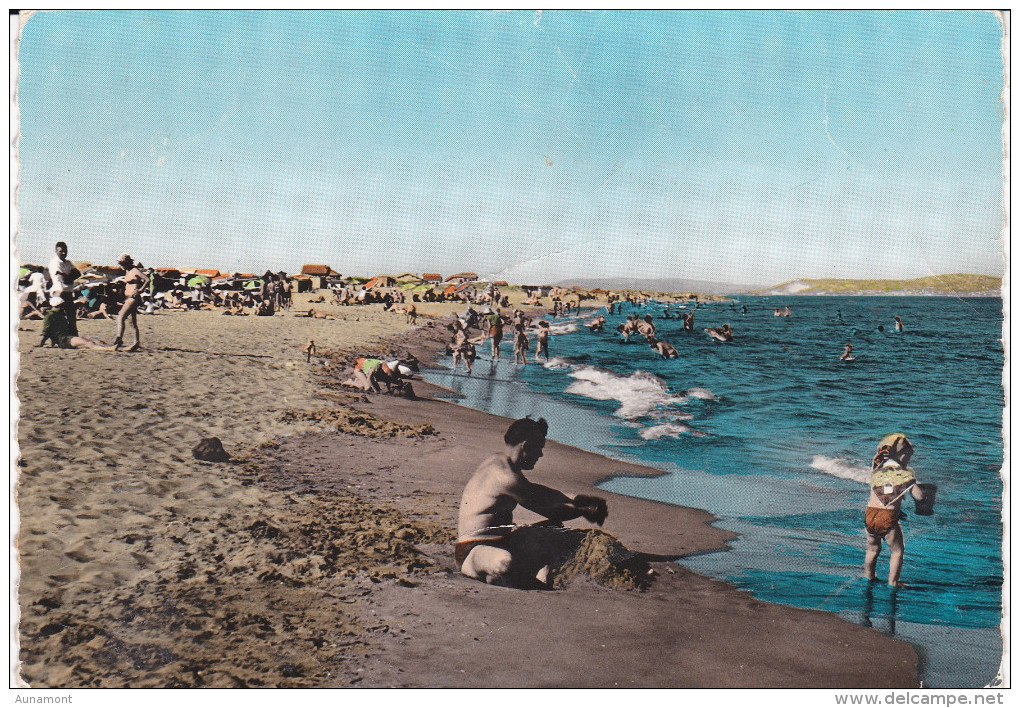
[864,432,927,588]
[840,343,855,361]
[894,316,904,332]
[705,324,733,342]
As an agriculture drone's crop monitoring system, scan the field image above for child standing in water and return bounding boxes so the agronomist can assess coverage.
[864,433,927,588]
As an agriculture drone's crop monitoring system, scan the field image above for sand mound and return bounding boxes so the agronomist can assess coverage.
[500,526,653,590]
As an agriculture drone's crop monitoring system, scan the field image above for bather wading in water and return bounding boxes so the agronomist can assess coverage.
[864,432,929,588]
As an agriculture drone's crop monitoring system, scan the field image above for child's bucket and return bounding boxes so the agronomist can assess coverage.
[913,483,938,516]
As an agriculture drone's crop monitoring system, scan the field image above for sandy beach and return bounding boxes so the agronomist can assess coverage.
[14,293,919,688]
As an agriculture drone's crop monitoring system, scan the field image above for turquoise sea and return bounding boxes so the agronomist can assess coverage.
[423,295,1005,688]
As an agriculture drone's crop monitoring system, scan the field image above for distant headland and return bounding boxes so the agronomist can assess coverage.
[758,273,1002,297]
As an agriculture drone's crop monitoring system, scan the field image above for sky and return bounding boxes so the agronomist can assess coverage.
[12,10,1006,286]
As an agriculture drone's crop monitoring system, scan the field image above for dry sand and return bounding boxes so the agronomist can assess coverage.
[14,293,918,688]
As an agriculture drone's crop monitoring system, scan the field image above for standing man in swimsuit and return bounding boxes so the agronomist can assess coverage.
[864,432,926,588]
[114,253,145,351]
[487,309,504,360]
[456,417,609,587]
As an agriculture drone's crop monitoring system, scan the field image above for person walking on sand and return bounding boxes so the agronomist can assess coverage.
[864,433,927,588]
[456,417,609,588]
[48,241,81,336]
[113,253,145,351]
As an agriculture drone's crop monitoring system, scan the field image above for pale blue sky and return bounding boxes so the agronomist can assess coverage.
[14,10,1005,285]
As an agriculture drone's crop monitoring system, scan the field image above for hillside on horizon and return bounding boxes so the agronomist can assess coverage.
[556,277,760,295]
[759,273,1001,296]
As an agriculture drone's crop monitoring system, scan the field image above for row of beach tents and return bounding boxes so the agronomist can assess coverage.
[19,260,611,301]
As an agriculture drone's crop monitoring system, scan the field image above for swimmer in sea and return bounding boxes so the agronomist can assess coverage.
[588,314,606,333]
[840,343,855,361]
[705,324,733,342]
[648,337,679,359]
[894,316,904,332]
[864,433,927,588]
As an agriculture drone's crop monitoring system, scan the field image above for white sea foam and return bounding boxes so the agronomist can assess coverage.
[639,422,693,440]
[565,366,684,419]
[685,387,716,400]
[542,356,573,369]
[546,322,579,335]
[810,455,870,485]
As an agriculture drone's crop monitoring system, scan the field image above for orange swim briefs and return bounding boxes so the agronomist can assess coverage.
[865,507,899,536]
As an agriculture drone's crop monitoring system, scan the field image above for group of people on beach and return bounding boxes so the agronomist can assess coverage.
[444,307,554,374]
[31,243,145,352]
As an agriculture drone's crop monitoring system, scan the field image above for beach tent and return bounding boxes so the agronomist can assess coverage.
[194,268,221,278]
[290,274,313,293]
[422,273,443,283]
[445,272,479,284]
[368,275,397,288]
[187,274,211,287]
[243,279,263,289]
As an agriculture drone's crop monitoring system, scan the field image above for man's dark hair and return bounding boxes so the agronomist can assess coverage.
[55,241,67,250]
[504,417,548,446]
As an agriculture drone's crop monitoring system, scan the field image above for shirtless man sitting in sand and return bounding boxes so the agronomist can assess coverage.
[456,417,609,587]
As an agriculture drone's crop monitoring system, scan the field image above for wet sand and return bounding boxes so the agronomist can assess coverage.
[13,293,919,687]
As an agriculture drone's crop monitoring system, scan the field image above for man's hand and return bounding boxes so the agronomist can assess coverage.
[573,494,608,526]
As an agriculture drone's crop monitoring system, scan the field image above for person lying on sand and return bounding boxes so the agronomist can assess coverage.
[865,433,927,588]
[302,308,335,320]
[456,417,609,588]
[38,305,124,351]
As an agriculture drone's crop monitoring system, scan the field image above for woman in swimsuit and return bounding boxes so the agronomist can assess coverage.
[114,253,145,351]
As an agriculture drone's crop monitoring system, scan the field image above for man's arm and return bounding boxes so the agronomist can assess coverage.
[510,477,608,526]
